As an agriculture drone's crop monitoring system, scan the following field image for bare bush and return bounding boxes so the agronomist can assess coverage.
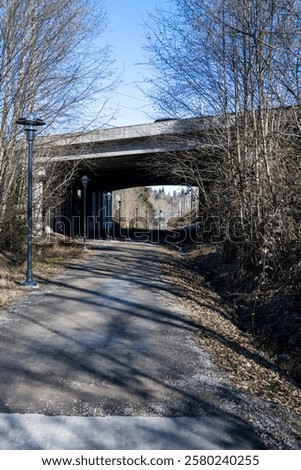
[144,0,301,281]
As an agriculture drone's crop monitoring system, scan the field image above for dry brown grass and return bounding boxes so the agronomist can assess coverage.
[0,240,90,310]
[158,245,301,416]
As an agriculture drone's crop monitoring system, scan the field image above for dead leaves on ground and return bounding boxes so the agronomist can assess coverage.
[159,247,301,416]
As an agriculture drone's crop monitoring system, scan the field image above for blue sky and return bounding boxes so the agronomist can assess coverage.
[103,0,167,127]
[102,1,187,194]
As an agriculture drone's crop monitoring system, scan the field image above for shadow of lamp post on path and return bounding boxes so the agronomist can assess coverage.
[16,114,46,287]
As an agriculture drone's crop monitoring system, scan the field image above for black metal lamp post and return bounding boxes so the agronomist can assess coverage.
[146,210,148,229]
[117,198,122,227]
[135,207,138,228]
[16,115,46,287]
[106,191,112,237]
[81,175,89,250]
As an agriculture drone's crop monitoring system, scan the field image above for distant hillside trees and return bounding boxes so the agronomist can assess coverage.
[113,186,195,229]
[112,187,156,229]
[145,0,301,281]
[0,0,115,250]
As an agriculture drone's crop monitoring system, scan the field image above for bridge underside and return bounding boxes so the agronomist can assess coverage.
[42,118,219,236]
[70,151,191,190]
[55,150,193,237]
[44,117,220,188]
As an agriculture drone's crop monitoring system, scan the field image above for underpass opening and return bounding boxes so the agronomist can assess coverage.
[39,118,219,243]
[53,182,199,243]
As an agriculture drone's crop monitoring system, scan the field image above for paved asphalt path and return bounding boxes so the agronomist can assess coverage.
[0,241,265,449]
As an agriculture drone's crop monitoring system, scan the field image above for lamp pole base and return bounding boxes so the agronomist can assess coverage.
[21,279,38,288]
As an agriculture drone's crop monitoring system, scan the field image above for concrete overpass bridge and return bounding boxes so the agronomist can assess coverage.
[39,117,220,236]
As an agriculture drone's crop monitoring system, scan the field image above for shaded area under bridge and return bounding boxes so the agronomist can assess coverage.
[37,117,223,236]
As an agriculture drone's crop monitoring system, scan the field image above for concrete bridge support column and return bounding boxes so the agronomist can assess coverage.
[101,191,113,235]
[54,182,115,239]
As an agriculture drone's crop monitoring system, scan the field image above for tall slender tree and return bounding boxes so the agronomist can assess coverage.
[0,0,115,248]
[145,0,301,276]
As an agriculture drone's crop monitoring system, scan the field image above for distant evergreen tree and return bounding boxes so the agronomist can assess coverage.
[138,188,156,214]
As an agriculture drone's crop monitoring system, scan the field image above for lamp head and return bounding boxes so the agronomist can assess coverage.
[16,114,46,131]
[81,175,89,188]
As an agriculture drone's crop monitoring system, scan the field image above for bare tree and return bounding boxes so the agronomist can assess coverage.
[0,0,116,248]
[144,0,301,282]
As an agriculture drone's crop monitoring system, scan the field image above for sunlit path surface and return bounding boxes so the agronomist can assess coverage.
[0,241,264,449]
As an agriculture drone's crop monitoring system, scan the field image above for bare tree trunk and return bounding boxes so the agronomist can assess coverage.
[0,0,115,249]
